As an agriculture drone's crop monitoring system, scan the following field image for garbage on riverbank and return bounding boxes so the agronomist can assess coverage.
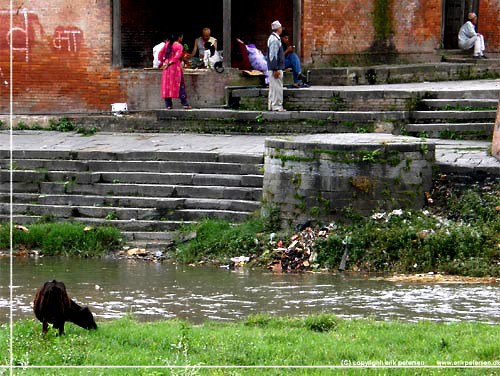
[268,223,337,273]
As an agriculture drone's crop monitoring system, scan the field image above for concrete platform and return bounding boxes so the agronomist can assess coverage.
[2,131,499,177]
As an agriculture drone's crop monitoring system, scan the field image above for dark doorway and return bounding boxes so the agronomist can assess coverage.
[443,0,480,49]
[232,0,294,52]
[120,0,223,68]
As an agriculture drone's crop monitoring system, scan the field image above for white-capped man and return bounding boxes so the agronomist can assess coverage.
[266,20,286,112]
[458,13,487,59]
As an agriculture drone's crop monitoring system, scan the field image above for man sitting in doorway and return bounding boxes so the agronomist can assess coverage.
[281,30,308,88]
[190,27,218,68]
[458,13,487,59]
[153,37,167,68]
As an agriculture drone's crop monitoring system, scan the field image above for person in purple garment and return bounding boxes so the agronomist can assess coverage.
[237,39,269,85]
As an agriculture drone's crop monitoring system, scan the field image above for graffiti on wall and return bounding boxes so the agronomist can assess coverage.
[52,26,83,52]
[0,9,44,62]
[0,9,84,61]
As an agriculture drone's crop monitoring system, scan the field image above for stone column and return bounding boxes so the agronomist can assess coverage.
[493,101,500,161]
[293,0,302,59]
[112,0,122,67]
[223,0,232,68]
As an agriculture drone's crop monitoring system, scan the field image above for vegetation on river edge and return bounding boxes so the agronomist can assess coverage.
[0,222,121,257]
[176,179,500,277]
[0,315,499,374]
[1,180,499,277]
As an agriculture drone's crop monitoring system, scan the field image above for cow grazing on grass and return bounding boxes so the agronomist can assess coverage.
[33,280,97,335]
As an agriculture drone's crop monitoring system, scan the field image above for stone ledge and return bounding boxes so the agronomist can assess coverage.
[265,134,435,154]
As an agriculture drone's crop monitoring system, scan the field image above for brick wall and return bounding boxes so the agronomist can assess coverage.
[0,0,125,113]
[301,0,443,64]
[478,0,500,51]
[1,0,500,114]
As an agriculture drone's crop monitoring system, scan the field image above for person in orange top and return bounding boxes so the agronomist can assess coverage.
[158,32,191,109]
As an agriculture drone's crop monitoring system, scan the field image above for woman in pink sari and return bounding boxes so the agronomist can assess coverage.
[158,32,191,109]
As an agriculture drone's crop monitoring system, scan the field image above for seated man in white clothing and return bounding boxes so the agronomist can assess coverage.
[458,12,487,59]
[153,38,166,68]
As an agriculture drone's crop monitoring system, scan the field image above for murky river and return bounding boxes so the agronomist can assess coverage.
[1,257,499,324]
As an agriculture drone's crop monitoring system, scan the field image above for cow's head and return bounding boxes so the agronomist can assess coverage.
[73,306,97,330]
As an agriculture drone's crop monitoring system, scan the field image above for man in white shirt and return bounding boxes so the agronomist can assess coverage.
[458,13,487,58]
[153,39,166,68]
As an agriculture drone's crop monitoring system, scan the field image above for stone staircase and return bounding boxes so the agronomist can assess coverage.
[0,150,263,249]
[306,62,499,86]
[405,99,497,139]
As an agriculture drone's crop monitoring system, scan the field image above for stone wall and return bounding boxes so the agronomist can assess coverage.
[262,134,435,228]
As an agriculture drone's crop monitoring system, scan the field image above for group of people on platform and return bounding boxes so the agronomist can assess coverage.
[154,20,304,111]
[154,13,488,111]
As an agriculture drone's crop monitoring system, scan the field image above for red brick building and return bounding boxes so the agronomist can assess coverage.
[1,0,499,113]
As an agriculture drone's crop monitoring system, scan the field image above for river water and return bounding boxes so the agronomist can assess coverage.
[1,257,499,324]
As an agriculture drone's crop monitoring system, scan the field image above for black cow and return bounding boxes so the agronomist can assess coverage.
[33,280,97,335]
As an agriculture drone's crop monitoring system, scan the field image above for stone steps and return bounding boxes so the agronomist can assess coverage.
[1,203,254,222]
[405,123,494,138]
[3,150,264,165]
[410,110,496,122]
[1,149,264,244]
[442,57,500,65]
[421,99,499,109]
[121,231,175,241]
[2,170,263,187]
[0,215,192,231]
[3,159,263,175]
[307,62,492,86]
[35,182,262,201]
[2,193,259,212]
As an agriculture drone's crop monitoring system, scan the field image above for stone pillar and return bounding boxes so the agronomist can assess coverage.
[112,0,122,67]
[223,0,232,68]
[493,101,500,161]
[293,0,302,59]
[262,134,435,229]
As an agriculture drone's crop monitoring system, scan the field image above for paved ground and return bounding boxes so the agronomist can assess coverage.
[1,131,499,175]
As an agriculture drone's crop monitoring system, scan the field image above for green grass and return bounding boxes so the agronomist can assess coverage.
[0,222,122,257]
[175,218,269,263]
[0,315,498,374]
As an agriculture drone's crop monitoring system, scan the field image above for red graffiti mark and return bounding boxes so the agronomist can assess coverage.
[0,9,43,62]
[52,26,83,53]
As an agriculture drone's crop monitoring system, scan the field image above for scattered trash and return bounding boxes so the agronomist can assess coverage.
[269,223,337,273]
[83,226,94,232]
[14,225,29,233]
[339,235,350,271]
[425,192,434,204]
[231,256,250,267]
[127,248,148,257]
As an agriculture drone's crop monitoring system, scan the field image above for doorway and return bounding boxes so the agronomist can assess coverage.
[443,0,480,49]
